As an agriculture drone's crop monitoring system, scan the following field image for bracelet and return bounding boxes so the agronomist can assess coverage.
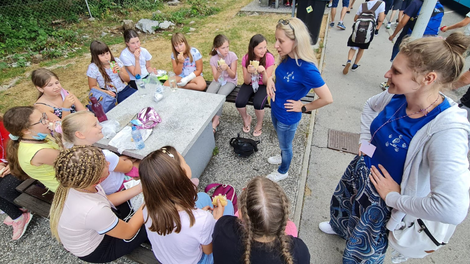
[62,108,72,112]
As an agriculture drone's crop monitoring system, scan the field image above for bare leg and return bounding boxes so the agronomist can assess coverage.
[253,109,264,136]
[237,107,252,133]
[212,115,220,131]
[182,76,206,91]
[348,48,357,61]
[331,8,337,23]
[354,49,365,65]
[339,7,348,22]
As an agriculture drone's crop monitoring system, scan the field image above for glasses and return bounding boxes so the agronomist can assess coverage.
[278,19,295,34]
[31,112,48,126]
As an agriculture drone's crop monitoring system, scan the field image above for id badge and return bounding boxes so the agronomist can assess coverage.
[360,140,376,158]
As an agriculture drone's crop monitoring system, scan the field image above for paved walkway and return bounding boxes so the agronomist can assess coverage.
[300,4,470,264]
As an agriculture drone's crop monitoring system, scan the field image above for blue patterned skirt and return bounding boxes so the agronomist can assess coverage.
[329,155,391,264]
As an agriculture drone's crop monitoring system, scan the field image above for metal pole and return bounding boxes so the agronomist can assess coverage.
[291,0,296,17]
[85,0,93,18]
[409,0,437,41]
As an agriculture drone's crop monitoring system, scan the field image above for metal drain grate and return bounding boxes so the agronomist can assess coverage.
[328,129,360,155]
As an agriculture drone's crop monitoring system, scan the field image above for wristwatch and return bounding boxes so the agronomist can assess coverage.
[301,105,307,113]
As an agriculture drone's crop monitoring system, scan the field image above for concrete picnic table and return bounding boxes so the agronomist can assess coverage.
[94,83,225,179]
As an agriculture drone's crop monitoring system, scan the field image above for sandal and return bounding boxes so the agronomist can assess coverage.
[243,116,252,133]
[253,128,262,137]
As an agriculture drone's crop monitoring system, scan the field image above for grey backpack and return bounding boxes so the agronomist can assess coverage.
[351,1,383,44]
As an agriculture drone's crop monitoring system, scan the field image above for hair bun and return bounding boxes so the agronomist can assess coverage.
[445,32,470,56]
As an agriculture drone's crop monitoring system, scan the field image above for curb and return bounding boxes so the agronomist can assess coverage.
[293,9,331,230]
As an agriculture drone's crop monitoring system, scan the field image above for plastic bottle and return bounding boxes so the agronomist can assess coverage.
[90,97,108,122]
[154,83,164,102]
[131,125,145,150]
[135,74,145,89]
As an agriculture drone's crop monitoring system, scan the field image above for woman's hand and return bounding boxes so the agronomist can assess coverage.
[369,164,400,200]
[267,77,276,102]
[284,100,303,112]
[257,65,265,74]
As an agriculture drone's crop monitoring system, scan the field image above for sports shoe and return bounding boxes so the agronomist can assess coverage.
[386,22,391,29]
[351,64,360,72]
[337,22,346,30]
[343,60,351,75]
[268,154,282,165]
[375,29,379,35]
[266,170,288,182]
[380,81,389,91]
[327,3,332,8]
[329,22,335,28]
[3,216,13,226]
[11,212,32,240]
[319,221,337,235]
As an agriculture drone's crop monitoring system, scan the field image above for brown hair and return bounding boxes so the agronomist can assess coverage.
[209,34,229,56]
[31,68,59,99]
[399,32,470,87]
[123,29,140,44]
[139,146,197,235]
[50,145,106,241]
[246,34,271,68]
[171,33,193,63]
[90,40,116,85]
[238,177,293,264]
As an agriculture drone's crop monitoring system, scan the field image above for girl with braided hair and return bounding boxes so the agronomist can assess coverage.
[50,145,147,263]
[139,146,233,264]
[4,106,61,192]
[212,176,310,264]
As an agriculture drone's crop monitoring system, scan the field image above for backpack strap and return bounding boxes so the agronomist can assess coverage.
[204,183,222,193]
[361,2,369,12]
[370,1,383,13]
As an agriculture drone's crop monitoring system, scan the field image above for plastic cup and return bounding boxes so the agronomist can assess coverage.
[168,71,177,92]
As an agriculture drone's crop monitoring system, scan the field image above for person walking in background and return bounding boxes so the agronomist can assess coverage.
[207,34,238,133]
[330,0,350,30]
[320,33,470,263]
[343,0,385,74]
[267,18,333,182]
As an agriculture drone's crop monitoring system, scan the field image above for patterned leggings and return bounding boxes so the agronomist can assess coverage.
[329,155,391,264]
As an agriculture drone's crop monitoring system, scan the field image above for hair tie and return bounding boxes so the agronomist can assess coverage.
[161,147,175,158]
[9,134,19,141]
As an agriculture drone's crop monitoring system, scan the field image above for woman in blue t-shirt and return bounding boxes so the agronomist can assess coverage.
[266,18,333,182]
[320,33,470,263]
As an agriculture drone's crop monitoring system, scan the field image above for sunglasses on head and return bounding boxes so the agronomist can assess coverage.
[278,19,295,33]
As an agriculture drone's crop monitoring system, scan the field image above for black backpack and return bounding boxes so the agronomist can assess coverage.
[230,134,259,158]
[351,1,383,44]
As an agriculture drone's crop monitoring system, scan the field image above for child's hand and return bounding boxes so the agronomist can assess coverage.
[63,94,75,108]
[257,65,265,74]
[133,48,141,58]
[212,198,225,220]
[177,52,184,63]
[113,63,121,73]
[0,163,10,178]
[220,63,228,71]
[247,65,256,74]
[104,90,116,97]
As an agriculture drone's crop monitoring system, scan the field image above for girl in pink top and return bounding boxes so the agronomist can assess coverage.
[236,34,275,137]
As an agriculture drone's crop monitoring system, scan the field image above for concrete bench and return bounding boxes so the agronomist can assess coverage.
[13,178,159,264]
[205,81,316,114]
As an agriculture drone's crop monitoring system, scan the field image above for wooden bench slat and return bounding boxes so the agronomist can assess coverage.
[14,193,51,218]
[15,178,37,193]
[126,245,161,264]
[24,183,54,203]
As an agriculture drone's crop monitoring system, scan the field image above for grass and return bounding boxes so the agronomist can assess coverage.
[0,0,324,114]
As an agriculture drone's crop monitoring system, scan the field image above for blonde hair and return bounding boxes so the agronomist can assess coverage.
[171,33,193,63]
[50,145,105,241]
[60,111,95,144]
[399,32,470,87]
[238,177,293,264]
[276,17,317,66]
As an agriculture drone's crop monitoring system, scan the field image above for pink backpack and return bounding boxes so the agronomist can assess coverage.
[205,183,238,213]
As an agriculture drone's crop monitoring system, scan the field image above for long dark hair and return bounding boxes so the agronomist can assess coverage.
[247,34,271,68]
[139,146,197,235]
[90,40,116,85]
[209,34,229,56]
[123,29,139,44]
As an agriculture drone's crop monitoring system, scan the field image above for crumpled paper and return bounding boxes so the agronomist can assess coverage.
[109,126,152,154]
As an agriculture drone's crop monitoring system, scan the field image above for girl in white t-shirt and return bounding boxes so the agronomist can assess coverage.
[139,146,234,264]
[60,111,137,196]
[50,145,146,263]
[87,40,136,103]
[119,29,157,89]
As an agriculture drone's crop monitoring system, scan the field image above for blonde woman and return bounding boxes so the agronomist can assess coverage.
[266,17,333,182]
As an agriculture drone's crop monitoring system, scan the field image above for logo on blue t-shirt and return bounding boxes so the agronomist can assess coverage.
[283,71,295,82]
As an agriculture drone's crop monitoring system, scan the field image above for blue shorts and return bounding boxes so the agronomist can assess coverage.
[331,0,350,8]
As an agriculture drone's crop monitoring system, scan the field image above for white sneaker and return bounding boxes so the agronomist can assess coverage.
[268,155,282,165]
[266,170,288,182]
[319,221,337,235]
